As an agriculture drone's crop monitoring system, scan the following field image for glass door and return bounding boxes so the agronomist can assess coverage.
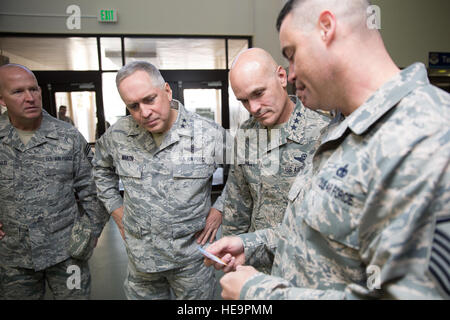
[54,90,97,143]
[34,71,106,144]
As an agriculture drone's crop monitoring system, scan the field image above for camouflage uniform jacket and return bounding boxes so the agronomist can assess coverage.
[223,96,330,236]
[239,63,450,299]
[0,110,108,271]
[93,100,226,273]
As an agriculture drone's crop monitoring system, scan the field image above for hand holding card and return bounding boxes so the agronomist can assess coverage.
[198,246,228,266]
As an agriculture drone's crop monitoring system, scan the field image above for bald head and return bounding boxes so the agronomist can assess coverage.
[229,48,294,127]
[0,64,37,91]
[230,48,279,81]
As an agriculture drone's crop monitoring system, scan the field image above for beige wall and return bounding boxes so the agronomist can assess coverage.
[372,0,450,68]
[1,0,449,68]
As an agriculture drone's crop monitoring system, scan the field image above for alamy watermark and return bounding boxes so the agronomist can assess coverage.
[66,5,81,30]
[169,120,283,176]
[66,264,81,290]
[366,5,381,30]
[366,264,381,290]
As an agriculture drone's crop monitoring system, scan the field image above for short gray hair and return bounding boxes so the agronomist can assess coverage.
[277,0,371,32]
[116,61,166,89]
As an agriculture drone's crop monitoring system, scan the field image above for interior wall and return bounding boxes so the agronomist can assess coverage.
[372,0,450,68]
[1,0,449,68]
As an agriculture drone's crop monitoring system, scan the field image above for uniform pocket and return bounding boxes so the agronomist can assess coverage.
[0,163,13,180]
[123,222,142,239]
[0,164,14,198]
[45,161,73,177]
[299,174,365,250]
[173,164,215,179]
[48,214,75,233]
[116,161,142,178]
[172,217,205,239]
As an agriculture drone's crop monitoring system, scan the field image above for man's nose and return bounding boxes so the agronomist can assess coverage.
[140,104,153,118]
[248,100,261,115]
[24,90,34,101]
[287,64,296,84]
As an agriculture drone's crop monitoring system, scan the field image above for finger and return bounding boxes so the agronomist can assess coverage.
[204,257,213,267]
[196,230,207,244]
[206,239,226,255]
[222,256,236,273]
[209,229,218,243]
[219,273,234,300]
[201,229,212,246]
[206,253,231,270]
[206,258,223,270]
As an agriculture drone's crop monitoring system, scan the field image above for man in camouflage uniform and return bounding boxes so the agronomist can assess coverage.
[93,61,225,299]
[0,64,109,299]
[222,48,330,273]
[205,0,450,299]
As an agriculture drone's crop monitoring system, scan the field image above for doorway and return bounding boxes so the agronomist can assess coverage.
[162,69,229,129]
[34,71,106,144]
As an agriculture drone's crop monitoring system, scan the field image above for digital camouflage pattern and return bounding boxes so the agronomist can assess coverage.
[67,212,97,261]
[124,258,216,299]
[223,96,330,236]
[0,110,109,272]
[0,258,91,300]
[93,100,226,273]
[239,63,450,299]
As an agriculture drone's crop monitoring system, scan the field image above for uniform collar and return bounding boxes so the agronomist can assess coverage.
[321,63,429,145]
[284,95,309,144]
[265,96,307,152]
[0,109,59,151]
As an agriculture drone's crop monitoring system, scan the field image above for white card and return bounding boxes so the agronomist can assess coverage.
[198,247,227,266]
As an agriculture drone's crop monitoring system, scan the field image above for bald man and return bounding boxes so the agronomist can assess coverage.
[0,64,108,299]
[221,48,330,273]
[206,0,450,300]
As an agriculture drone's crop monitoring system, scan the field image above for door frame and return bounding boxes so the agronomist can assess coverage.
[161,69,230,129]
[33,71,107,136]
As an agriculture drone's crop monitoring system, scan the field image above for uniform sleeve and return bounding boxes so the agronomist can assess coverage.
[209,125,231,213]
[355,130,450,300]
[73,132,109,238]
[239,129,450,300]
[241,274,346,299]
[92,133,123,214]
[222,163,254,236]
[239,227,279,271]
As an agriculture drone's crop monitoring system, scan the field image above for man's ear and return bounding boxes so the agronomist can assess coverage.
[318,10,336,46]
[276,65,288,88]
[0,93,5,108]
[164,82,173,101]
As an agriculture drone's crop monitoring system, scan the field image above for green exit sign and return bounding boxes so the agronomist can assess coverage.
[98,9,118,23]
